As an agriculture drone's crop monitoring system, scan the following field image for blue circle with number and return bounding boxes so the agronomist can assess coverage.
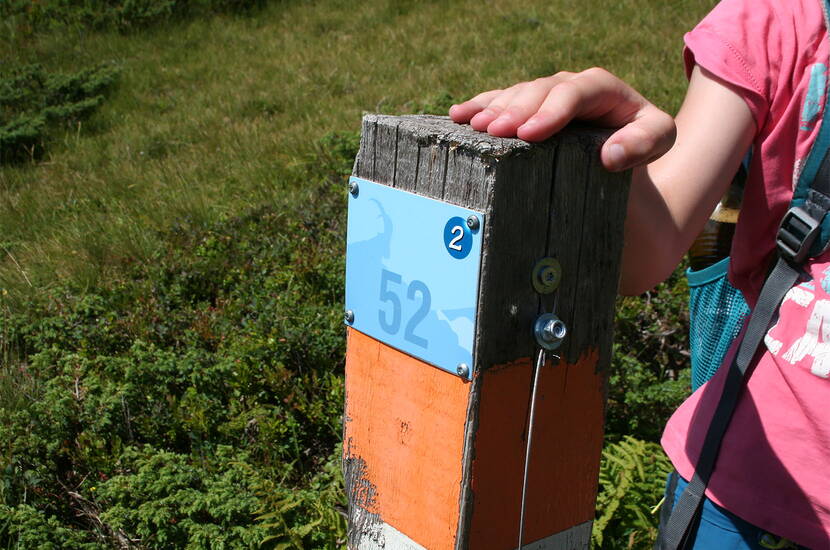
[444,217,472,259]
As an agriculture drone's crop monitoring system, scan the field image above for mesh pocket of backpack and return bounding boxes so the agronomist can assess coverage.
[686,257,750,391]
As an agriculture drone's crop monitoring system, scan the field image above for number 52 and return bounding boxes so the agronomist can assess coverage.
[378,269,430,349]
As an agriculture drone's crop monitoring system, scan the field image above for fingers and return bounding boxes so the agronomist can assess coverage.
[449,89,504,123]
[518,68,633,141]
[486,75,566,137]
[468,84,523,131]
[449,68,676,171]
[448,75,565,130]
[514,78,590,141]
[516,68,676,169]
[451,70,611,141]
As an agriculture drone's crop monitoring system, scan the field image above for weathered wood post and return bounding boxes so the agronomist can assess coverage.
[343,114,630,550]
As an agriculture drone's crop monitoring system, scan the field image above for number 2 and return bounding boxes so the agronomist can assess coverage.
[405,280,430,348]
[448,225,464,251]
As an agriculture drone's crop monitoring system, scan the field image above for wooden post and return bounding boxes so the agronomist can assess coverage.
[343,115,630,550]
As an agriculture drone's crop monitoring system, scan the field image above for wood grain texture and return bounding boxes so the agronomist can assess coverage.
[466,351,605,548]
[345,115,630,550]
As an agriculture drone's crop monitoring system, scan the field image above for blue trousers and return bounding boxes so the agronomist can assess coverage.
[659,473,805,550]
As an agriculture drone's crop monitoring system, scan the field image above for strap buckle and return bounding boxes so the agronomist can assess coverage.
[777,206,821,264]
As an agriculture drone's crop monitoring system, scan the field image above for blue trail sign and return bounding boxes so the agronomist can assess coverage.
[344,176,484,378]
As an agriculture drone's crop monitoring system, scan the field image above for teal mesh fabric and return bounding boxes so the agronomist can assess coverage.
[686,257,750,391]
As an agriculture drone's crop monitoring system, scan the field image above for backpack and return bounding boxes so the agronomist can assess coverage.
[686,158,751,392]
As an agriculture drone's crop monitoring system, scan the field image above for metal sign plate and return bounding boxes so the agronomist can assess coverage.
[345,176,484,378]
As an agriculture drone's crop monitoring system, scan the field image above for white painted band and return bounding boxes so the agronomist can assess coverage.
[517,520,593,550]
[354,517,426,550]
[352,518,592,550]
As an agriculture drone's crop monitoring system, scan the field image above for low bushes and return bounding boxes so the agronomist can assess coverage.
[0,164,350,546]
[2,0,267,34]
[0,64,119,164]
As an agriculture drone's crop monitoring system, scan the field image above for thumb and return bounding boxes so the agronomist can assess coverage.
[600,106,676,171]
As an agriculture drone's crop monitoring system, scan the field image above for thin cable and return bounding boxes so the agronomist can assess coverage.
[518,347,546,550]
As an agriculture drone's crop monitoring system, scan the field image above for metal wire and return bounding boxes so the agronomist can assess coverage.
[518,347,546,550]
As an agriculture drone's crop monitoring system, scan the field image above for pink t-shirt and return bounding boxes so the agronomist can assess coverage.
[660,0,830,547]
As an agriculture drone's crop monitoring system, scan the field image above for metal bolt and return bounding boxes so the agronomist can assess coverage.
[533,313,567,351]
[466,215,480,231]
[543,319,566,340]
[456,363,470,378]
[349,181,359,196]
[344,309,355,324]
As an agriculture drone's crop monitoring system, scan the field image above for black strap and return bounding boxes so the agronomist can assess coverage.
[657,471,680,533]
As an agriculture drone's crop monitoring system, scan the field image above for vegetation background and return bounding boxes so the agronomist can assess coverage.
[1,0,715,547]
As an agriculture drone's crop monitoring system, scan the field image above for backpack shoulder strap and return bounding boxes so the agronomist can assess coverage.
[784,0,830,258]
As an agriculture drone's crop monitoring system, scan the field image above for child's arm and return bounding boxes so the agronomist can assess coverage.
[450,66,756,295]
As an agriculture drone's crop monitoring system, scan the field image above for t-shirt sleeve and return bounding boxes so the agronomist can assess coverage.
[683,0,785,131]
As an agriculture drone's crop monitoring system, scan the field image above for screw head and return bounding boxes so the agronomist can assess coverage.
[531,257,562,294]
[466,215,480,231]
[349,181,359,196]
[456,363,470,378]
[344,309,355,324]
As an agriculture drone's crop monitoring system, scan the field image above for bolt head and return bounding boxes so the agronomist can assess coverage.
[456,363,470,378]
[466,215,480,231]
[344,309,355,324]
[545,319,567,340]
[534,313,566,351]
[348,181,359,196]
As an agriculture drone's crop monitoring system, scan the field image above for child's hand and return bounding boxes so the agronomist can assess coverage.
[448,68,676,172]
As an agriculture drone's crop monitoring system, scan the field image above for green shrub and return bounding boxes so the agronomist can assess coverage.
[0,171,348,545]
[606,267,692,443]
[595,263,691,548]
[1,0,269,34]
[95,445,270,548]
[255,447,348,550]
[0,64,119,164]
[593,436,673,550]
[0,503,106,549]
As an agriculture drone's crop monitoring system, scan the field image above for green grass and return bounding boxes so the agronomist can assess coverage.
[0,0,715,298]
